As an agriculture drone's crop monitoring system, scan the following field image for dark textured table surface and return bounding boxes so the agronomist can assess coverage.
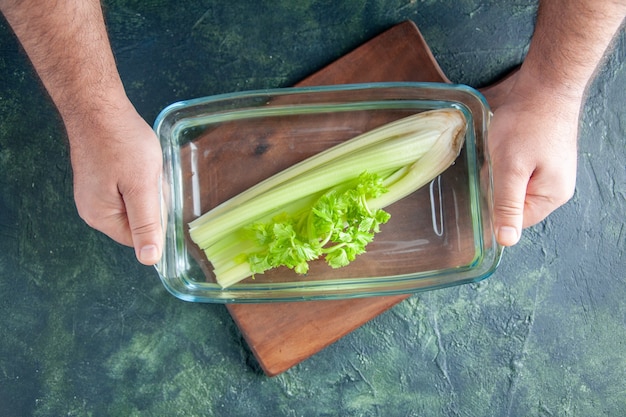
[1,1,625,416]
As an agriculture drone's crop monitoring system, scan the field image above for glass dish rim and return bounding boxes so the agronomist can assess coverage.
[153,81,491,130]
[154,82,503,303]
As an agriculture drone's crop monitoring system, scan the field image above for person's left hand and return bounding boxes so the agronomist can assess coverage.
[66,100,164,265]
[482,71,581,246]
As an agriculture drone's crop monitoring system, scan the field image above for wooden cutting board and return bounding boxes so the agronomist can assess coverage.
[227,20,481,376]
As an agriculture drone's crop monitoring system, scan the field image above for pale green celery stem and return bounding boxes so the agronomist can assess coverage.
[190,125,441,248]
[201,193,320,272]
[214,261,255,288]
[205,238,259,270]
[202,195,315,258]
[212,121,466,289]
[367,122,466,210]
[190,109,467,288]
[189,111,447,231]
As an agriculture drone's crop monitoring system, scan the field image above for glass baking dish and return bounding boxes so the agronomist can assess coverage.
[154,82,502,303]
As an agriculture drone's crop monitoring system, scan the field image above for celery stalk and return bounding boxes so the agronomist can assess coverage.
[188,108,467,288]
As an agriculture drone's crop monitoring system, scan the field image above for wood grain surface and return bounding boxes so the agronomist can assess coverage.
[226,21,458,376]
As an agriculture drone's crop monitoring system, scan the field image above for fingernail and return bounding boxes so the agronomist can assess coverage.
[497,226,519,246]
[139,244,159,264]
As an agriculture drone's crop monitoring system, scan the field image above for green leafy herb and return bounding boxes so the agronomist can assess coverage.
[245,172,391,276]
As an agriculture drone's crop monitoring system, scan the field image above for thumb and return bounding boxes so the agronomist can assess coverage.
[124,183,164,266]
[492,166,529,247]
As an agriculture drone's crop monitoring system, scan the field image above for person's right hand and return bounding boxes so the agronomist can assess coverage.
[66,100,164,265]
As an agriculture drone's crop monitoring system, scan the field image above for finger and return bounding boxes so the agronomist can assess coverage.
[74,188,134,247]
[123,179,164,266]
[100,212,134,248]
[492,163,530,247]
[522,166,576,228]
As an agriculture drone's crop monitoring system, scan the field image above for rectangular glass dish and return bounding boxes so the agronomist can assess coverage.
[154,82,502,303]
